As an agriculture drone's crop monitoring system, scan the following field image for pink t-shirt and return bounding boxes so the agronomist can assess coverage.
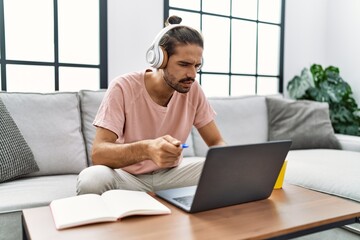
[93,69,215,174]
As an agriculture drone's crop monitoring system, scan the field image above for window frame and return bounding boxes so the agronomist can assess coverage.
[0,0,108,92]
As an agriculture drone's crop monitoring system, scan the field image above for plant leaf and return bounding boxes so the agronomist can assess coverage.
[334,122,360,136]
[325,65,339,75]
[310,64,325,86]
[287,68,313,99]
[319,81,341,103]
[331,105,355,123]
[307,87,331,102]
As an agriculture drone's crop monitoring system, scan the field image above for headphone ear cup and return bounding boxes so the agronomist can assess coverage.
[146,44,165,69]
[146,24,182,68]
[146,45,158,68]
[158,47,168,69]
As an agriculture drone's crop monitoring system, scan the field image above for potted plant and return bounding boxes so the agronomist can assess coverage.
[287,64,360,136]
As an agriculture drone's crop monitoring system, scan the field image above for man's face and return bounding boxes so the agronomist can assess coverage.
[163,44,203,93]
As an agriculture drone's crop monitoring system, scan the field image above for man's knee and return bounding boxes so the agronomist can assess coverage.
[153,159,205,191]
[76,165,117,195]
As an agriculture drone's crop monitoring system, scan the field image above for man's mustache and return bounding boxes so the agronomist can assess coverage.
[179,77,195,83]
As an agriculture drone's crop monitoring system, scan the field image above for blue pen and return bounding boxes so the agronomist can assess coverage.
[181,143,189,148]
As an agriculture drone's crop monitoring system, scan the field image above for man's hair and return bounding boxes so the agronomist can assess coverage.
[159,15,204,58]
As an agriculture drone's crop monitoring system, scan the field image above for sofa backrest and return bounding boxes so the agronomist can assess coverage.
[192,95,269,157]
[0,92,88,176]
[79,90,106,165]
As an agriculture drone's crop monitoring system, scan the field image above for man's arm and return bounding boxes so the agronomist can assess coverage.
[92,127,183,169]
[197,120,226,147]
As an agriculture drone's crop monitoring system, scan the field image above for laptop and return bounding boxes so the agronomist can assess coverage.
[155,140,292,213]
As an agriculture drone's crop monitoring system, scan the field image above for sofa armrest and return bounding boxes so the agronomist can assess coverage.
[335,134,360,152]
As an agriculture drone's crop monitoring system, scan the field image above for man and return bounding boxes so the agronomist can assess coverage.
[77,16,225,195]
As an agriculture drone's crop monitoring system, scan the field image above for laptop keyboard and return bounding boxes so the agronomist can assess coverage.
[173,195,194,207]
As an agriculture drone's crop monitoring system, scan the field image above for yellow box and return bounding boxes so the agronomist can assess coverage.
[274,160,288,189]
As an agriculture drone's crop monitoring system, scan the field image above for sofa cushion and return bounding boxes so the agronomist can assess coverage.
[182,132,195,157]
[0,175,77,213]
[0,98,39,182]
[285,149,360,202]
[79,90,106,165]
[0,92,87,176]
[286,149,360,234]
[192,95,269,157]
[335,133,360,152]
[266,97,341,150]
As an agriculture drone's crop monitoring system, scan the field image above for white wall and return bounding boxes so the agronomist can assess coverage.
[283,0,328,94]
[107,0,163,81]
[284,0,360,104]
[326,0,360,104]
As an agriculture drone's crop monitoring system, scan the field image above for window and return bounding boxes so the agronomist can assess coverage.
[0,0,107,92]
[165,0,285,97]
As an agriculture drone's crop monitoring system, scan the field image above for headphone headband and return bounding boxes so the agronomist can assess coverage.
[146,24,184,69]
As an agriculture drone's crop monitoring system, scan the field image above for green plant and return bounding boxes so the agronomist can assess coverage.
[287,64,360,136]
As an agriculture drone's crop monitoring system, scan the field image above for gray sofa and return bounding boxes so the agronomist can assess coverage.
[0,90,359,240]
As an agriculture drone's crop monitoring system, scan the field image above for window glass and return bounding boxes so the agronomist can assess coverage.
[257,77,279,95]
[231,19,257,74]
[58,0,99,64]
[202,0,230,15]
[258,0,282,23]
[257,23,280,75]
[4,0,54,62]
[201,74,229,97]
[6,65,54,92]
[232,0,257,20]
[169,0,200,11]
[231,76,256,96]
[202,15,230,73]
[169,10,201,31]
[59,67,99,91]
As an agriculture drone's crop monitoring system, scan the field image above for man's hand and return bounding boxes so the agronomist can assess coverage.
[92,128,186,169]
[148,135,183,168]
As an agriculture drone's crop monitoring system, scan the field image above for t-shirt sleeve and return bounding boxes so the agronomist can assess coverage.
[93,79,125,139]
[192,83,216,129]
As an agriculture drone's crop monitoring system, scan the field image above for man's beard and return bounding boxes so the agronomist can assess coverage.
[163,69,194,94]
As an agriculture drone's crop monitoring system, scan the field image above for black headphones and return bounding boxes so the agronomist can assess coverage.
[146,24,184,69]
